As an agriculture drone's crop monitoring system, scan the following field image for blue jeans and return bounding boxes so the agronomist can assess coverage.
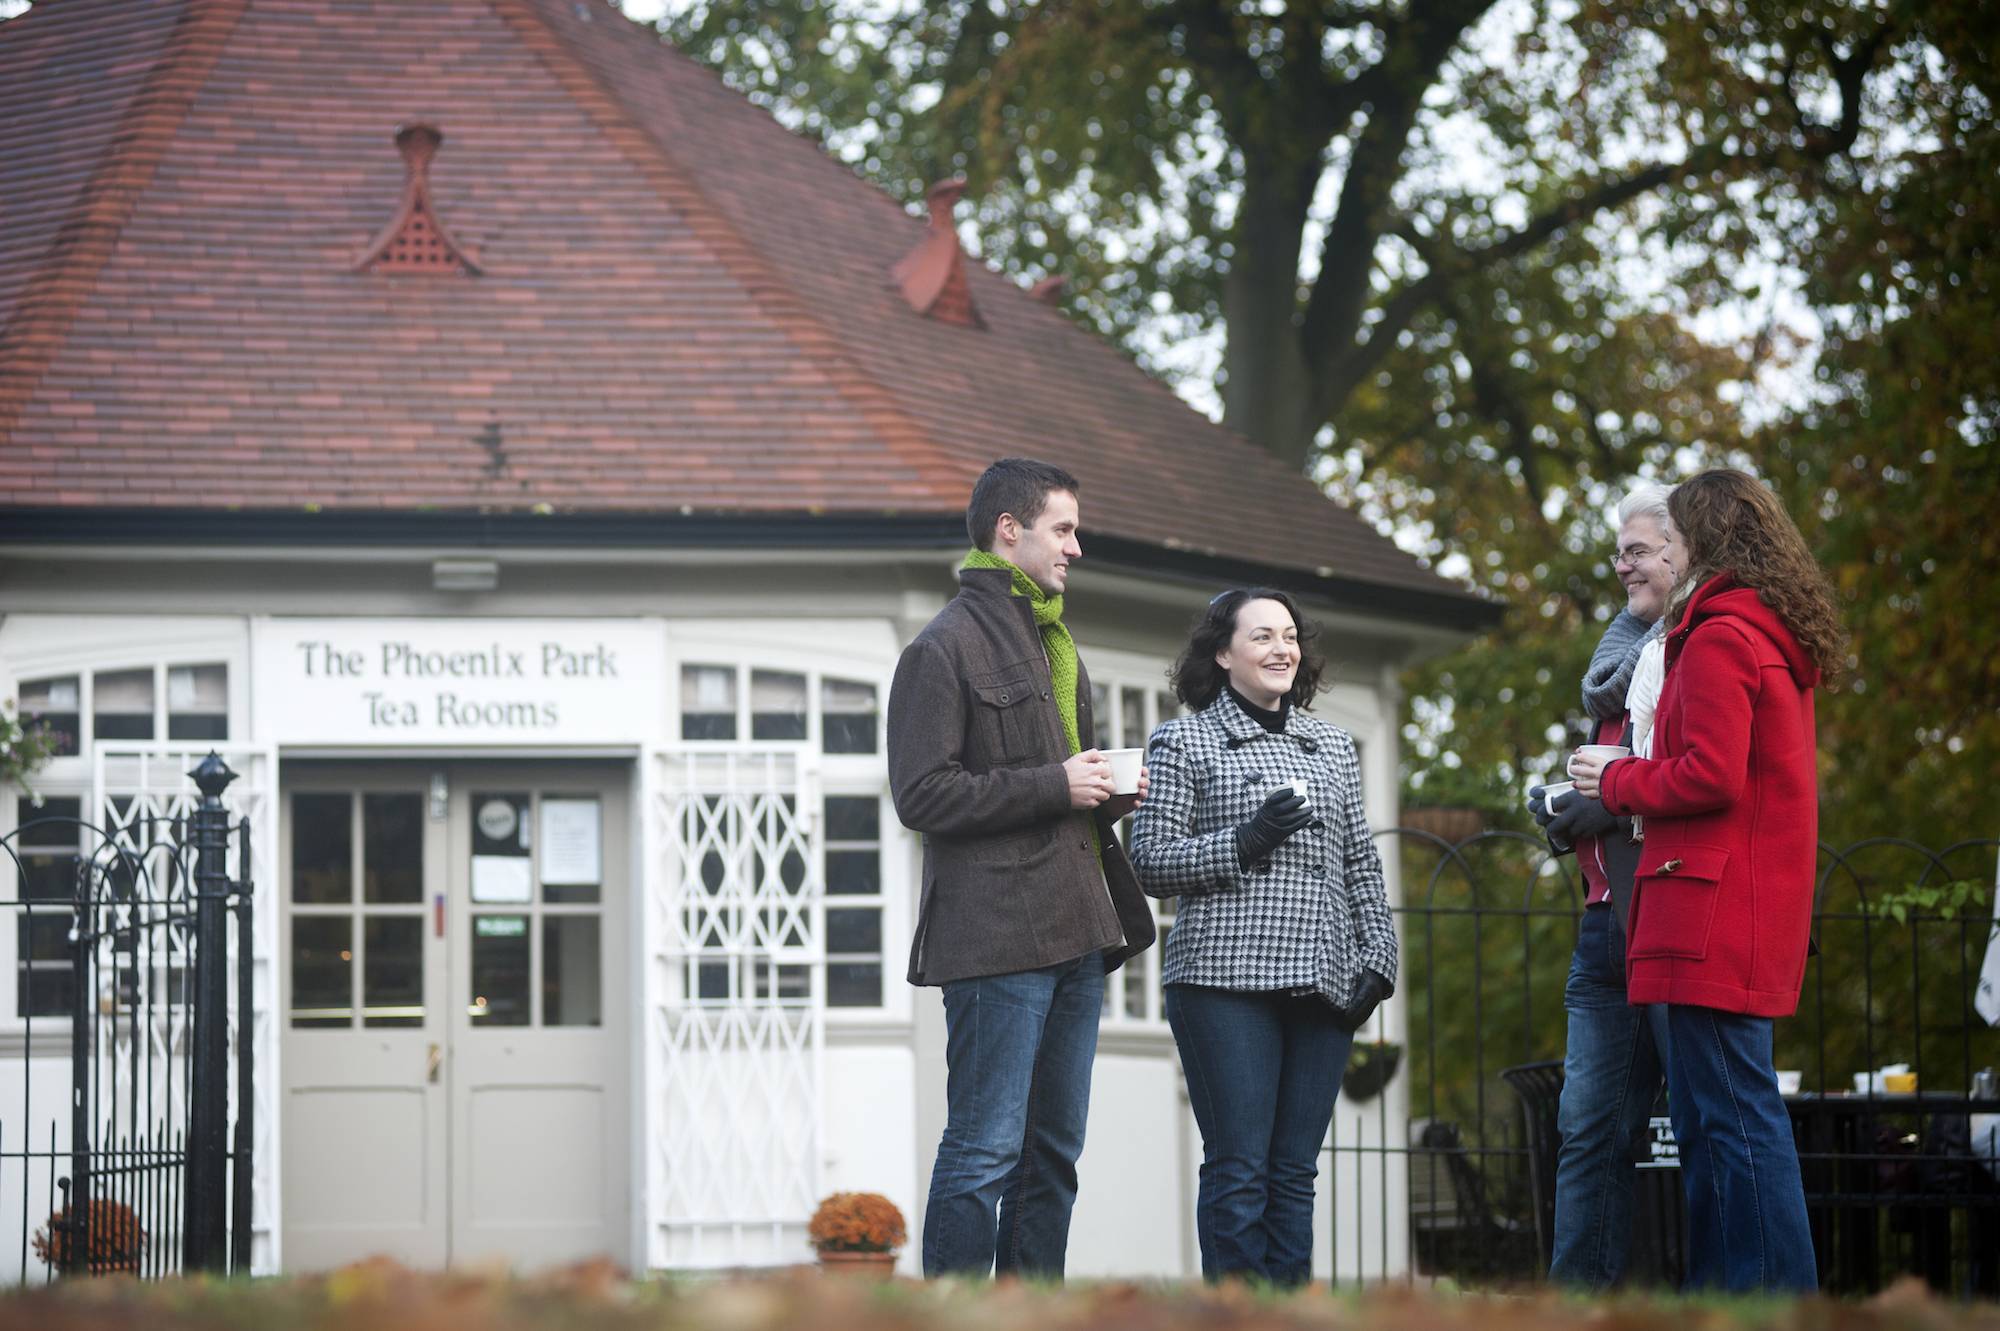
[1165,984,1354,1286]
[1551,905,1671,1287]
[1663,1004,1818,1291]
[923,951,1105,1278]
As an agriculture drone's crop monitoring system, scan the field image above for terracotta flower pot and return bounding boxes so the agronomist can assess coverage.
[816,1248,898,1277]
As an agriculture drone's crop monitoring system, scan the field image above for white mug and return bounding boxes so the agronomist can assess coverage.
[1567,744,1631,778]
[1103,747,1144,796]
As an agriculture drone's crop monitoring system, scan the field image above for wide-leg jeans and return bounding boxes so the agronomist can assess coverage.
[923,951,1105,1279]
[1663,1003,1818,1292]
[1165,983,1354,1287]
[1550,903,1671,1287]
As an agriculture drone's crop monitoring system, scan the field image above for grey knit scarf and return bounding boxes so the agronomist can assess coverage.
[1581,610,1664,720]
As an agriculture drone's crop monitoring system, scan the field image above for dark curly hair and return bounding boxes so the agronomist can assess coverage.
[1168,588,1326,711]
[1667,468,1849,684]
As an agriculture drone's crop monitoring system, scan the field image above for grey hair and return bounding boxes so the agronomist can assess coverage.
[1617,483,1673,531]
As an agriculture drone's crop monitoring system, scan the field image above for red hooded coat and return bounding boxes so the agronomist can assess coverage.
[1598,573,1820,1016]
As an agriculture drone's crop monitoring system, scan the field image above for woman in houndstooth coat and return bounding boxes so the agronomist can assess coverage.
[1130,589,1397,1286]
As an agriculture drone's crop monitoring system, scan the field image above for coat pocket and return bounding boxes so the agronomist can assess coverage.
[1627,843,1729,961]
[970,673,1040,764]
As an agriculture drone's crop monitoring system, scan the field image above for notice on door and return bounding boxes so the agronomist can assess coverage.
[539,799,601,886]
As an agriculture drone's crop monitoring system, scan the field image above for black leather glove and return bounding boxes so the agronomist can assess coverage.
[1335,969,1394,1033]
[1526,785,1557,829]
[1546,794,1620,847]
[1234,787,1312,868]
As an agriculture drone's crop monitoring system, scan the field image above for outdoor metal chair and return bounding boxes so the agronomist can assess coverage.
[1407,1118,1538,1284]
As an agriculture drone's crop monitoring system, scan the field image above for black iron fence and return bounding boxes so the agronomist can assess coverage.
[2,755,253,1282]
[1328,828,2000,1296]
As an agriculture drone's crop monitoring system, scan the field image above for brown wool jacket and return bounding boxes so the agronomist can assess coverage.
[887,568,1157,986]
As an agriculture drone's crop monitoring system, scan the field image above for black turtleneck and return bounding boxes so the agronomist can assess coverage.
[1226,684,1289,733]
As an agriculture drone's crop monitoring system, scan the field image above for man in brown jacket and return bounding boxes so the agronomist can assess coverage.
[888,457,1157,1279]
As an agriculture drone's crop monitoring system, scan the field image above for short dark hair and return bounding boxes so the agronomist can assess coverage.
[966,458,1080,551]
[1168,588,1326,711]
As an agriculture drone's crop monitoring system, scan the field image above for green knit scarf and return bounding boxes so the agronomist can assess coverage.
[960,549,1100,859]
[960,548,1083,756]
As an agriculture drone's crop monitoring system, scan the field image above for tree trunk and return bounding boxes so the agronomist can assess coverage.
[1220,155,1320,468]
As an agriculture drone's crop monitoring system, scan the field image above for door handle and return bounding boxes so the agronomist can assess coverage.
[427,1043,442,1084]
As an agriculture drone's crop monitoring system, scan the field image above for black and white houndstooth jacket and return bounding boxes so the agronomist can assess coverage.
[1128,689,1397,1007]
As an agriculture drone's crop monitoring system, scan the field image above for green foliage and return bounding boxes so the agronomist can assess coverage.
[0,702,60,803]
[660,0,1994,849]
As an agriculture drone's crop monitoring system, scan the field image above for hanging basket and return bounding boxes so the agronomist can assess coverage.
[1342,1041,1402,1102]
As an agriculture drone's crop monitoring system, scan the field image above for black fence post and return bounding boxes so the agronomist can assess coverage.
[67,846,92,1276]
[183,753,237,1274]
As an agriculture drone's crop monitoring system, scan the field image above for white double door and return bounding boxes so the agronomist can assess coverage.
[279,762,629,1271]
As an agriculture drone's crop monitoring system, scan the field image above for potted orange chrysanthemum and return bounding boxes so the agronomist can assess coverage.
[807,1191,906,1277]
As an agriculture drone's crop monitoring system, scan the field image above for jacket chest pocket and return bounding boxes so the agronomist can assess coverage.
[971,673,1043,764]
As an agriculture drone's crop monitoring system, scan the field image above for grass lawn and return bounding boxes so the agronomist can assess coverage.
[5,1262,1999,1331]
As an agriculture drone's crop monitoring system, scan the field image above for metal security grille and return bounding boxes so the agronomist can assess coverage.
[645,751,823,1269]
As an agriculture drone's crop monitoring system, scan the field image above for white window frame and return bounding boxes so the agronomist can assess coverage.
[664,621,907,1024]
[0,615,251,1029]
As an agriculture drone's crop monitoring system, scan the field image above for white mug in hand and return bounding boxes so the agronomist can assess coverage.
[1103,748,1144,796]
[1567,744,1631,778]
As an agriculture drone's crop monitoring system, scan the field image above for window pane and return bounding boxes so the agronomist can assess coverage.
[542,915,601,1027]
[291,793,352,904]
[749,960,810,1001]
[290,916,352,1028]
[1121,689,1145,751]
[821,678,878,754]
[750,670,807,741]
[93,667,155,741]
[19,920,75,1017]
[19,796,81,848]
[824,795,878,842]
[362,916,423,1027]
[826,850,879,896]
[470,914,530,1026]
[1123,954,1149,1021]
[20,675,81,756]
[826,962,881,1008]
[826,907,881,956]
[165,664,228,740]
[363,793,423,904]
[680,665,736,741]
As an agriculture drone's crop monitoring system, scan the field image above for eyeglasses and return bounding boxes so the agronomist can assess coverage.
[1611,543,1664,570]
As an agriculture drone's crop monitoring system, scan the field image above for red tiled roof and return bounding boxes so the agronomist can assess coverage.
[0,0,1483,609]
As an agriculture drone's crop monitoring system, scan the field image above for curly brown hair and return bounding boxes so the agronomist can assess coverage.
[1168,588,1326,711]
[1666,469,1848,684]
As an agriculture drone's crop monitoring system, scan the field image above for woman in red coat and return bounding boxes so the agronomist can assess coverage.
[1571,468,1847,1292]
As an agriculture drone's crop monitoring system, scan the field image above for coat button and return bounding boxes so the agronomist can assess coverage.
[1660,858,1683,874]
[1080,840,1090,851]
[1310,865,1325,876]
[998,692,1009,703]
[1042,691,1050,700]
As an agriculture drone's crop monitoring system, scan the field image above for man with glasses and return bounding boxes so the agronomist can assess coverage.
[1529,484,1679,1287]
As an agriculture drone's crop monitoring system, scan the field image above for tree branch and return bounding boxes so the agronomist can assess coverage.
[1309,16,1895,431]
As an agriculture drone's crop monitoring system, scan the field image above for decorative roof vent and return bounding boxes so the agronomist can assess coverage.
[890,177,982,328]
[354,124,481,276]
